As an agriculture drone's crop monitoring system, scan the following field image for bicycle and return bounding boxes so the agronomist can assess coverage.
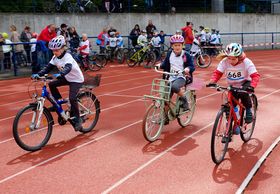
[206,83,258,164]
[190,41,212,68]
[126,44,156,68]
[142,66,196,142]
[68,48,104,71]
[12,74,101,151]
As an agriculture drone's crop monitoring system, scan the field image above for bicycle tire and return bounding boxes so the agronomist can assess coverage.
[126,50,138,67]
[240,94,257,142]
[142,104,164,142]
[116,49,125,64]
[177,91,196,127]
[77,92,100,133]
[196,54,212,68]
[88,57,103,71]
[144,51,156,68]
[13,104,53,152]
[211,107,231,164]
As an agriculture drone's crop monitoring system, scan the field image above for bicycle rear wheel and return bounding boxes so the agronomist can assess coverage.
[13,104,53,151]
[126,50,138,67]
[88,56,103,71]
[142,104,164,142]
[211,107,231,164]
[77,92,100,133]
[144,51,156,68]
[196,54,212,68]
[240,94,258,142]
[177,90,196,127]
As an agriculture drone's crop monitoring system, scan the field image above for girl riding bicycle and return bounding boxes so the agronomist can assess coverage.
[208,43,260,124]
[159,34,195,116]
[33,35,84,131]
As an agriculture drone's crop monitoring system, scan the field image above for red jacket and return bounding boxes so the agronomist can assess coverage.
[181,26,194,44]
[37,26,56,43]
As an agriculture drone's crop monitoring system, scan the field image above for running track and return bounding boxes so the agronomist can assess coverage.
[0,50,279,193]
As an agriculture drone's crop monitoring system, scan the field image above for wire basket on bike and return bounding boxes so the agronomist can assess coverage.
[144,78,171,102]
[82,74,102,89]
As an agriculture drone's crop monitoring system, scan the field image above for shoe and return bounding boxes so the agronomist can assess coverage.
[245,109,253,123]
[164,113,169,125]
[221,136,232,143]
[234,126,240,135]
[179,97,189,112]
[74,118,83,131]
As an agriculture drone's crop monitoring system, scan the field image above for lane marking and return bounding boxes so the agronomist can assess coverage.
[101,122,214,194]
[0,120,142,185]
[236,136,280,194]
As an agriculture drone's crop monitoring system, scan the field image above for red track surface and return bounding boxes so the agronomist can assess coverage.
[0,50,279,193]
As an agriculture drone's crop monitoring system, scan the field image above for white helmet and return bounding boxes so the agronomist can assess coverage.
[48,35,65,50]
[225,43,243,57]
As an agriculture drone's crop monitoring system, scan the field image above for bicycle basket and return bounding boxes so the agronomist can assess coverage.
[82,74,101,88]
[144,78,171,102]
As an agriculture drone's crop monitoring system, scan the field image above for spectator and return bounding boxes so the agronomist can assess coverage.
[97,27,108,53]
[204,27,211,45]
[2,32,12,70]
[108,26,117,35]
[20,26,32,64]
[10,25,25,66]
[146,20,157,39]
[115,32,124,48]
[37,24,57,68]
[216,30,221,45]
[209,29,218,56]
[30,32,39,73]
[181,21,194,53]
[175,29,182,35]
[57,23,70,45]
[158,30,166,51]
[151,31,161,60]
[68,26,80,49]
[198,26,206,46]
[129,24,141,47]
[0,34,4,71]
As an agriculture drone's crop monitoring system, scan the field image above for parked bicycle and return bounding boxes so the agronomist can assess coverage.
[142,66,196,142]
[126,44,156,68]
[206,83,258,164]
[13,74,101,151]
[190,39,212,68]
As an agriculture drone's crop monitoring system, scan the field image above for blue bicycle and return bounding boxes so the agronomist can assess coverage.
[12,74,101,151]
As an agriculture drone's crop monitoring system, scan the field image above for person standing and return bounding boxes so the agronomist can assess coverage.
[10,25,24,66]
[57,24,70,45]
[146,20,157,39]
[2,32,12,70]
[20,26,32,64]
[68,26,80,49]
[181,22,194,54]
[129,24,141,47]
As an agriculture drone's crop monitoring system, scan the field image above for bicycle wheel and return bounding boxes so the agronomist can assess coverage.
[196,54,212,68]
[142,104,164,142]
[116,49,125,64]
[211,107,231,164]
[88,57,103,71]
[177,90,196,127]
[144,51,156,68]
[13,104,53,151]
[240,94,258,142]
[126,50,138,67]
[77,92,100,133]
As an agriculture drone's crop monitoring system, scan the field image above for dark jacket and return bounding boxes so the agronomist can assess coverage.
[160,50,195,84]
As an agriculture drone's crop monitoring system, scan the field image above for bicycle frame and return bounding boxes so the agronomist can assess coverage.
[131,46,150,61]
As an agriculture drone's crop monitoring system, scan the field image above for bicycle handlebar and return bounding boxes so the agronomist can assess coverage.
[154,64,184,76]
[206,83,250,93]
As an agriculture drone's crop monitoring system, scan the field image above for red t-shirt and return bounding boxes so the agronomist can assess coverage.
[181,26,194,44]
[37,26,57,43]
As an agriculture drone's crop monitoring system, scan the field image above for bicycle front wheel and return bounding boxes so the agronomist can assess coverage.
[240,94,258,142]
[211,107,231,164]
[77,92,100,133]
[126,50,138,67]
[13,104,53,151]
[177,90,196,127]
[88,57,103,71]
[196,54,212,68]
[142,104,164,142]
[144,51,156,68]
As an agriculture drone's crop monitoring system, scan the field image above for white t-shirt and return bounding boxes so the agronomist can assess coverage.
[30,38,37,53]
[217,57,257,87]
[3,39,12,53]
[200,30,206,42]
[137,35,147,47]
[79,39,90,54]
[151,36,161,47]
[210,34,217,44]
[108,37,118,47]
[169,51,186,82]
[49,52,84,83]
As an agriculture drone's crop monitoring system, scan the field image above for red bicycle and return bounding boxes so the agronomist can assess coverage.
[206,84,258,164]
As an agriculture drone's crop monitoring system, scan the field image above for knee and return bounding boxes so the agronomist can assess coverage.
[171,85,180,94]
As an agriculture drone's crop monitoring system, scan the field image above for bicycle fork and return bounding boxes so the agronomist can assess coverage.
[30,97,45,130]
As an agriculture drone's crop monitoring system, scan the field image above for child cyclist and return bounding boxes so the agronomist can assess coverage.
[159,34,195,124]
[32,35,84,131]
[208,43,260,124]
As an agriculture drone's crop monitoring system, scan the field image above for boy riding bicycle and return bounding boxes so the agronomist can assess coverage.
[208,43,260,124]
[159,34,195,123]
[32,35,84,131]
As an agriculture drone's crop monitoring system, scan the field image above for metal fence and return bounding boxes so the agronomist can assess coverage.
[0,31,279,79]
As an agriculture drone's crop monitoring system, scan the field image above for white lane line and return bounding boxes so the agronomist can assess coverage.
[104,94,143,98]
[101,122,214,194]
[101,87,280,193]
[0,120,142,185]
[236,136,280,194]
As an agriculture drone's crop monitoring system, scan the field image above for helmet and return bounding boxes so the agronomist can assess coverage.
[170,34,184,44]
[48,35,65,50]
[225,43,243,57]
[32,32,38,38]
[141,30,146,33]
[2,32,8,39]
[109,31,115,37]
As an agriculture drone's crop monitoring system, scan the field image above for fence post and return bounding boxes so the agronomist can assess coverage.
[241,33,244,46]
[11,45,17,76]
[272,32,274,50]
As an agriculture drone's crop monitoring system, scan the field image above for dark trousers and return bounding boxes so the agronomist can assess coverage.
[24,48,31,63]
[3,52,11,69]
[49,77,82,119]
[232,81,252,109]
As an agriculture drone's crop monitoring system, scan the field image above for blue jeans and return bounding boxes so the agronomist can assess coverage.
[184,44,192,54]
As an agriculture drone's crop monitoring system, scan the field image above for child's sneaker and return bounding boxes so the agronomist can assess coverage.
[245,108,253,123]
